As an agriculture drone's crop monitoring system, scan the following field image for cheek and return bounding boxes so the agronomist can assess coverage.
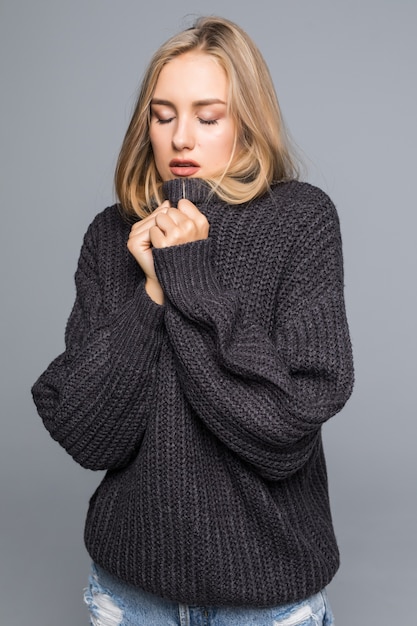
[205,129,235,157]
[149,127,165,155]
[214,129,236,160]
[149,130,157,149]
[150,140,166,166]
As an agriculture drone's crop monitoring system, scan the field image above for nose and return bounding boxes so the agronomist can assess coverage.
[172,117,195,151]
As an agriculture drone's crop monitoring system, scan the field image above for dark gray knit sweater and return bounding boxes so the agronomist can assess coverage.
[32,178,354,607]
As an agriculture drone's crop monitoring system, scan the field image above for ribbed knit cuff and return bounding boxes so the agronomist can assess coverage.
[153,240,231,320]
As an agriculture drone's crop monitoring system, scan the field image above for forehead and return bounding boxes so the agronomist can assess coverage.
[154,51,228,100]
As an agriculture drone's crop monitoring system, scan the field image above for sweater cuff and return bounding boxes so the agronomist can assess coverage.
[153,239,227,318]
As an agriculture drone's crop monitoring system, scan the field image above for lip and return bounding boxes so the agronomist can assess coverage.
[169,159,201,177]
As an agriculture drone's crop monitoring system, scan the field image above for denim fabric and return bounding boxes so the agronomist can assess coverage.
[84,563,335,626]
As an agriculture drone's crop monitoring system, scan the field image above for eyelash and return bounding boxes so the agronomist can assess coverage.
[155,117,218,126]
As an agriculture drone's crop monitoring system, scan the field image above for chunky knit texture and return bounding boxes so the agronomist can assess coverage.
[32,178,354,607]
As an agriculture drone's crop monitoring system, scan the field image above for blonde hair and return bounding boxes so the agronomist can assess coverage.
[115,16,300,218]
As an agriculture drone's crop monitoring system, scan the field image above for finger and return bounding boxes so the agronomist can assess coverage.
[155,200,171,214]
[130,218,153,235]
[130,201,171,232]
[154,212,180,234]
[177,198,201,218]
[151,200,170,213]
[149,224,167,249]
[129,222,152,240]
[177,199,209,235]
[177,199,208,229]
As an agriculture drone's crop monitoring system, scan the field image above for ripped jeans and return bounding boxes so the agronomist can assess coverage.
[84,563,335,626]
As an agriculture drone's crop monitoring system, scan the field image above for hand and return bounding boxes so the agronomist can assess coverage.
[127,201,171,304]
[127,199,209,305]
[150,199,209,249]
[127,201,170,279]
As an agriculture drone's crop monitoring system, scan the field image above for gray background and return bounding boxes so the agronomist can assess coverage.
[1,1,415,624]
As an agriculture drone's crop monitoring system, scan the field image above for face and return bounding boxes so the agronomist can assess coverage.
[149,51,236,182]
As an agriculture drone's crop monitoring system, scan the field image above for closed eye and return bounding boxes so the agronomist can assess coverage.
[156,117,175,125]
[199,118,218,125]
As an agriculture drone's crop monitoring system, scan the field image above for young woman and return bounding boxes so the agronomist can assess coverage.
[32,15,354,626]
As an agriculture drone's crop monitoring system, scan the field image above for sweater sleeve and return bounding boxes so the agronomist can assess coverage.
[31,216,165,471]
[152,199,354,481]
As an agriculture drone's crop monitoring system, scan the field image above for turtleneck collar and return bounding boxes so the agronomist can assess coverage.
[162,178,215,207]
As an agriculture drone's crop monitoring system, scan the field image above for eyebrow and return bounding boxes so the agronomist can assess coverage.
[151,98,227,107]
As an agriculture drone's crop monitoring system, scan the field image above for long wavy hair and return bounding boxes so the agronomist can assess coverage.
[115,16,300,218]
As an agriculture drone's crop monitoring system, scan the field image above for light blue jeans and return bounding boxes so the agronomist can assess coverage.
[84,563,335,625]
